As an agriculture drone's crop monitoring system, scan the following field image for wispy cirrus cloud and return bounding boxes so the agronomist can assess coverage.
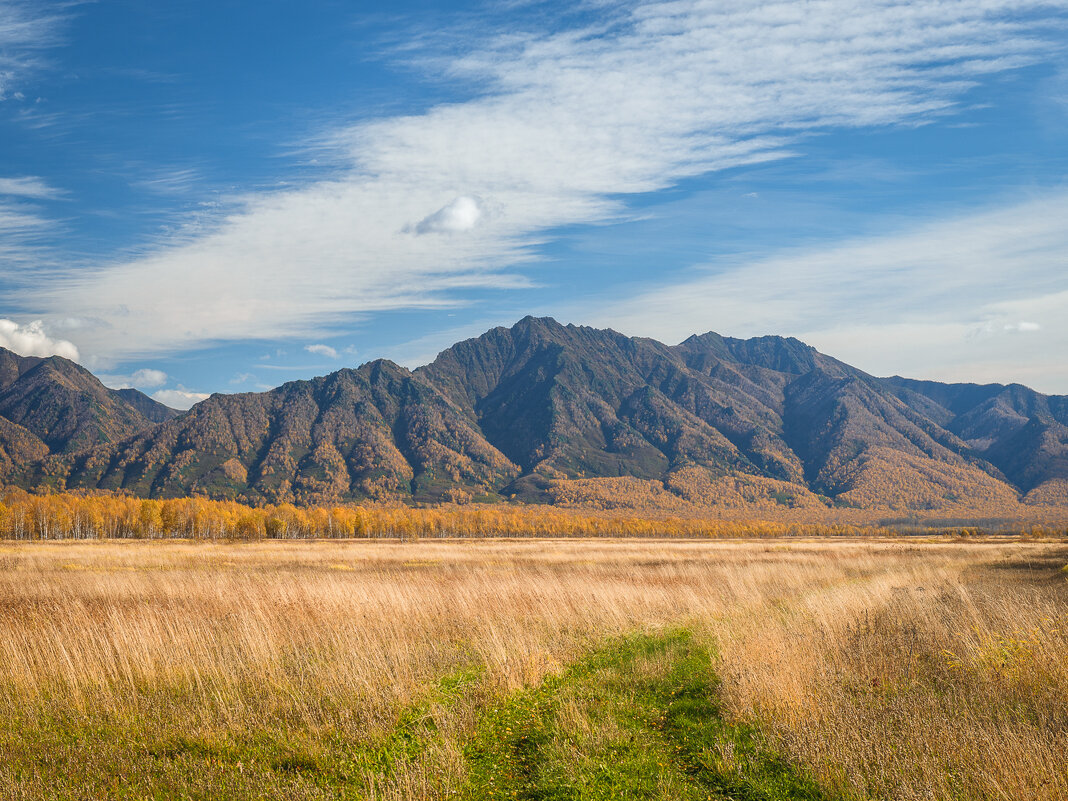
[12,0,1068,362]
[0,0,66,101]
[0,200,54,269]
[0,175,62,198]
[0,1,69,276]
[0,201,49,233]
[130,167,204,197]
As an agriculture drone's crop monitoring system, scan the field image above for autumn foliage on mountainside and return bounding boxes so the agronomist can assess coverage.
[546,469,827,512]
[0,349,176,456]
[1023,478,1068,506]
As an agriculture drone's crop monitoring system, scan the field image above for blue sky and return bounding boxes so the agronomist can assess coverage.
[1,0,1067,408]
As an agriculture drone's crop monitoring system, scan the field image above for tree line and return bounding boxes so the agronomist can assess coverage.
[0,488,919,540]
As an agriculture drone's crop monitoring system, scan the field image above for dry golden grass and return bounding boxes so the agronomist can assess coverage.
[0,537,1064,799]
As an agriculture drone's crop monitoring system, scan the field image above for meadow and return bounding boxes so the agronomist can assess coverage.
[0,536,1064,800]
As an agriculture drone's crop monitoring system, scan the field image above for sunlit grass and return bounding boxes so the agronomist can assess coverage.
[0,538,1064,799]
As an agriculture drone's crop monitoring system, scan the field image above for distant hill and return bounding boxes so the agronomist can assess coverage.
[0,348,178,472]
[4,318,1068,511]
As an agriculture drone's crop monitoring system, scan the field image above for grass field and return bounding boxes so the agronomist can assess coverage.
[0,537,1065,799]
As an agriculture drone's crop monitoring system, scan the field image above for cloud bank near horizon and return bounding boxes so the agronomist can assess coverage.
[150,386,210,410]
[589,191,1068,392]
[98,367,169,390]
[9,0,1067,370]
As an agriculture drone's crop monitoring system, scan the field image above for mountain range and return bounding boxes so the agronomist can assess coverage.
[2,316,1066,512]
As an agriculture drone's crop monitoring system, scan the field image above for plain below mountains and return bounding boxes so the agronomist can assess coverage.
[2,317,1067,513]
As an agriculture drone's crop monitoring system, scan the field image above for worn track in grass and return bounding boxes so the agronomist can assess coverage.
[462,629,826,800]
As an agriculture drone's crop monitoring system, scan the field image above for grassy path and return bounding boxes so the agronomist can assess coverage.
[462,630,827,801]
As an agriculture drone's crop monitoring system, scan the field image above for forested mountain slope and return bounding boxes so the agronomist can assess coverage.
[0,348,177,468]
[4,319,1067,511]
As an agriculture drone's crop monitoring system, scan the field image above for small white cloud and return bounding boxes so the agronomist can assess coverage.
[0,319,79,360]
[230,372,255,385]
[410,196,483,235]
[151,386,210,410]
[99,367,169,389]
[305,343,339,359]
[130,368,168,387]
[971,320,1045,337]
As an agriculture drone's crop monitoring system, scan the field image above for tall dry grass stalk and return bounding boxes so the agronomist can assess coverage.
[0,538,1064,799]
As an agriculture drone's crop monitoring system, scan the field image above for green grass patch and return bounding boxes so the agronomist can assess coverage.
[0,665,485,800]
[462,629,827,800]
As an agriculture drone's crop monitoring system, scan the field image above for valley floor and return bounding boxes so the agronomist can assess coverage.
[0,538,1065,799]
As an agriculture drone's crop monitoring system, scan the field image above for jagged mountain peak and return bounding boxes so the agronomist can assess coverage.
[0,346,178,455]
